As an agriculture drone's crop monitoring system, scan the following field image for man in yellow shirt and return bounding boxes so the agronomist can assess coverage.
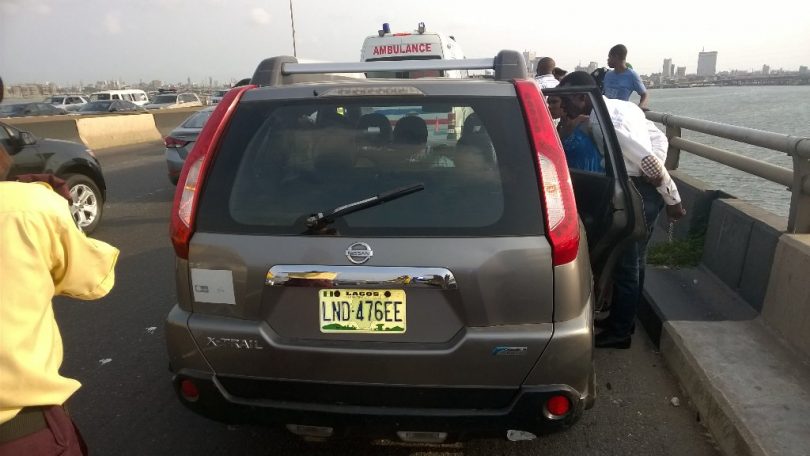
[0,144,119,455]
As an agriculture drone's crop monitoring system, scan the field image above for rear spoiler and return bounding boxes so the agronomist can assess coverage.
[250,50,529,87]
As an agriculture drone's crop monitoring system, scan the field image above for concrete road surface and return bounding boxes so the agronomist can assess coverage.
[50,142,720,455]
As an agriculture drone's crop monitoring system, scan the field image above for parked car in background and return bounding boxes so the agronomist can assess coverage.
[1,121,107,233]
[164,105,215,184]
[0,102,67,118]
[45,94,89,112]
[144,92,202,110]
[72,100,144,115]
[210,89,229,105]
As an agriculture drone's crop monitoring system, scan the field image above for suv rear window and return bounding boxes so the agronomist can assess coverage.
[197,97,543,237]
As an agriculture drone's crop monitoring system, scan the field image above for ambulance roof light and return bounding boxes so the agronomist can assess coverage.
[379,23,391,36]
[417,22,426,34]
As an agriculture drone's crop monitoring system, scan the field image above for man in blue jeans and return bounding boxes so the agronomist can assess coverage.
[558,71,685,349]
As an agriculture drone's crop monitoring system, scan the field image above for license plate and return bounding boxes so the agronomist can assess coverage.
[319,289,406,334]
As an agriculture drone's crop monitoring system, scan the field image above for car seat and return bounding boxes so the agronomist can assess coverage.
[392,116,428,145]
[457,113,496,165]
[357,113,392,145]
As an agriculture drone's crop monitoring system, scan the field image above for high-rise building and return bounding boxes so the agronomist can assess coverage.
[523,50,537,74]
[574,62,599,73]
[676,66,686,77]
[663,58,673,78]
[697,50,718,76]
[762,64,770,75]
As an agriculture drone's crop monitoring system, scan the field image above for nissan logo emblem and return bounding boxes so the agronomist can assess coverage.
[346,242,373,264]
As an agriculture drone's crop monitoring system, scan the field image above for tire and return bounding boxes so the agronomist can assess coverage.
[65,174,104,235]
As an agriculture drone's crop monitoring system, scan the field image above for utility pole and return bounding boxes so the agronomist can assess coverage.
[289,0,297,57]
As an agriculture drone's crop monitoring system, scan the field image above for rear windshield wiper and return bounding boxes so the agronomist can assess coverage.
[304,183,424,234]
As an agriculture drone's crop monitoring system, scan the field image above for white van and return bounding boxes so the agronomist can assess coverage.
[90,89,149,107]
[360,22,467,78]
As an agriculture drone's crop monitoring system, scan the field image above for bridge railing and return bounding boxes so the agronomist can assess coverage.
[646,111,810,234]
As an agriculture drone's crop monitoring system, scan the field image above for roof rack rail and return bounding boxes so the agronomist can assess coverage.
[249,50,528,87]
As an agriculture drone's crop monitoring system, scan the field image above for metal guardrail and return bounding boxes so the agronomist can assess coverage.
[646,111,810,234]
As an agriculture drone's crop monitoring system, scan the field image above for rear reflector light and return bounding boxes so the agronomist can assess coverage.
[164,136,190,148]
[285,424,334,438]
[546,395,571,417]
[180,379,199,402]
[514,80,580,266]
[170,84,255,259]
[396,431,447,443]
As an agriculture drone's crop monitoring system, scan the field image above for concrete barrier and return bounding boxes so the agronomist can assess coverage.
[3,108,203,150]
[3,116,84,144]
[151,107,203,137]
[762,234,810,360]
[702,199,786,312]
[76,114,162,150]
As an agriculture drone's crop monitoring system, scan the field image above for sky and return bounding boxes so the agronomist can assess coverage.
[1,0,809,86]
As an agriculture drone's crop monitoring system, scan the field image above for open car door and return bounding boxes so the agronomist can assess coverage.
[543,86,647,309]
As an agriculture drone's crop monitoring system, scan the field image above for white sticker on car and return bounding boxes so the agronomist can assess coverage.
[191,268,236,305]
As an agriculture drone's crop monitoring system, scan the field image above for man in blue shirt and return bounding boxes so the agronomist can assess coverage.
[603,44,649,110]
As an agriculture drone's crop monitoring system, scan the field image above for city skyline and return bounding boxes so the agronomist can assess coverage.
[2,0,808,85]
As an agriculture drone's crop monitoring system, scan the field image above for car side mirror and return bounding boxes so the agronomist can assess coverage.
[20,131,36,145]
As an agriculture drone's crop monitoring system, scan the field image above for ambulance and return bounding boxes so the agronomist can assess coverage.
[360,22,470,141]
[360,22,467,78]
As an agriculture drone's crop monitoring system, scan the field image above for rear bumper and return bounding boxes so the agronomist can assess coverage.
[165,149,185,181]
[172,369,584,435]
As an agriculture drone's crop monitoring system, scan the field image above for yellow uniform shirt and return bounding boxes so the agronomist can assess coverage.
[0,181,119,424]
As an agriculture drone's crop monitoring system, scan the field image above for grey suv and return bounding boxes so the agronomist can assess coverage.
[165,51,643,442]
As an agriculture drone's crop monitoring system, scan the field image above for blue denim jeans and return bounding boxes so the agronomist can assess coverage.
[608,177,665,337]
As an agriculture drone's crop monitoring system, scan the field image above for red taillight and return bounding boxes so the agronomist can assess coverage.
[514,79,580,266]
[170,84,256,259]
[180,379,200,402]
[546,395,571,417]
[164,136,190,148]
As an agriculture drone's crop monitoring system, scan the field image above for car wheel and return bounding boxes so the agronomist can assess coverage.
[66,174,104,234]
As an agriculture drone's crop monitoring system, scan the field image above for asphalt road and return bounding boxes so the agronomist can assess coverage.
[53,142,720,456]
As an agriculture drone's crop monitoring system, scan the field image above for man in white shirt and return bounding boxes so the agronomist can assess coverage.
[535,57,559,90]
[558,71,685,349]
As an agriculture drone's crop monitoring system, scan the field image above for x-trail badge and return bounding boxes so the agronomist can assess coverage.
[346,242,373,264]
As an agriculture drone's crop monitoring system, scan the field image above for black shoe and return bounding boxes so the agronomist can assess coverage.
[595,331,631,349]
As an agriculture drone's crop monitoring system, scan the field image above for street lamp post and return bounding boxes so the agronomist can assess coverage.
[289,0,297,57]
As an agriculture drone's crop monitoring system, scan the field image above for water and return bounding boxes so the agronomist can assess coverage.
[646,86,810,217]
